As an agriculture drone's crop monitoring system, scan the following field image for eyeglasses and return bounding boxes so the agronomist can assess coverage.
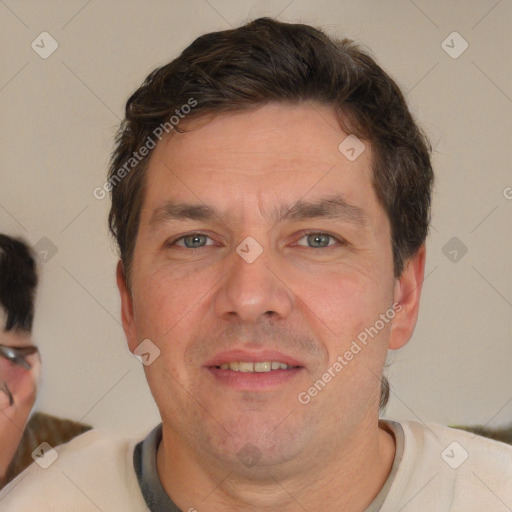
[0,344,39,370]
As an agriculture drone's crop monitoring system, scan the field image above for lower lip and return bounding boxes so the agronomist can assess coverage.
[206,366,303,390]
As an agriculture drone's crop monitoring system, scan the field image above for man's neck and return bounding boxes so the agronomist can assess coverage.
[156,420,396,512]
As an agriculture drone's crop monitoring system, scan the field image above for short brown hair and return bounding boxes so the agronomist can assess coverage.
[109,17,432,283]
[108,17,434,412]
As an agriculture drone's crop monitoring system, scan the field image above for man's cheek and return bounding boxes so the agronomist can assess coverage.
[134,280,181,328]
[144,356,187,408]
[0,360,30,404]
[0,388,11,408]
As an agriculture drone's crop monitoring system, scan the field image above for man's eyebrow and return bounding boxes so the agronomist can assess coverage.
[149,194,367,226]
[149,202,215,226]
[277,194,367,225]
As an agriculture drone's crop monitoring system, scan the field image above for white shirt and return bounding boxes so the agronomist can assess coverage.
[0,419,510,511]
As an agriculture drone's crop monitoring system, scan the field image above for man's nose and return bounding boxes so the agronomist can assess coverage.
[212,238,295,323]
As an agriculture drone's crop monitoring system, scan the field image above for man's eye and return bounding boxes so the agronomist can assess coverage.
[170,232,343,250]
[295,232,342,248]
[173,233,214,249]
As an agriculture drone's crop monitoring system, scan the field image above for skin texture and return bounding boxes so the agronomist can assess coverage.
[0,324,40,479]
[118,102,426,511]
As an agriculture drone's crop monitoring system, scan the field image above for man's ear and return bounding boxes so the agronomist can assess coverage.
[116,260,138,352]
[388,244,426,350]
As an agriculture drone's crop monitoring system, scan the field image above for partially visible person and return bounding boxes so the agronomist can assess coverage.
[0,234,90,489]
[0,234,41,486]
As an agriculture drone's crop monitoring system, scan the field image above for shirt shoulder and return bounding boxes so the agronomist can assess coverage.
[381,419,512,512]
[0,427,149,512]
[407,419,512,467]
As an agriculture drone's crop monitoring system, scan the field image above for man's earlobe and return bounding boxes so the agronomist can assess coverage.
[388,245,426,350]
[116,260,137,351]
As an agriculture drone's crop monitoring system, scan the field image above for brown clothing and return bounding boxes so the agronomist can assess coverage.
[0,412,91,489]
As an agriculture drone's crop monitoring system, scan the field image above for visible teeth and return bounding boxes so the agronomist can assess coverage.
[218,361,292,372]
[254,362,271,372]
[239,362,254,372]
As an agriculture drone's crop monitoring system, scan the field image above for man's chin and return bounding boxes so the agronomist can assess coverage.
[198,412,308,472]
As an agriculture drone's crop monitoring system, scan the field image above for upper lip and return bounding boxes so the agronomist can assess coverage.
[204,349,304,368]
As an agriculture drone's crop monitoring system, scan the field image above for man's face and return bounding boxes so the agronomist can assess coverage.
[0,310,40,414]
[120,102,409,469]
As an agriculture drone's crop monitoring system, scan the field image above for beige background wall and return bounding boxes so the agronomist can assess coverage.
[1,0,511,436]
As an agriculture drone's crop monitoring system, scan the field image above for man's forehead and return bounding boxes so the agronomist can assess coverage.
[154,102,371,167]
[142,103,378,226]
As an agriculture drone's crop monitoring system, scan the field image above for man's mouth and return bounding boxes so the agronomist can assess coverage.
[216,361,296,372]
[204,350,304,390]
